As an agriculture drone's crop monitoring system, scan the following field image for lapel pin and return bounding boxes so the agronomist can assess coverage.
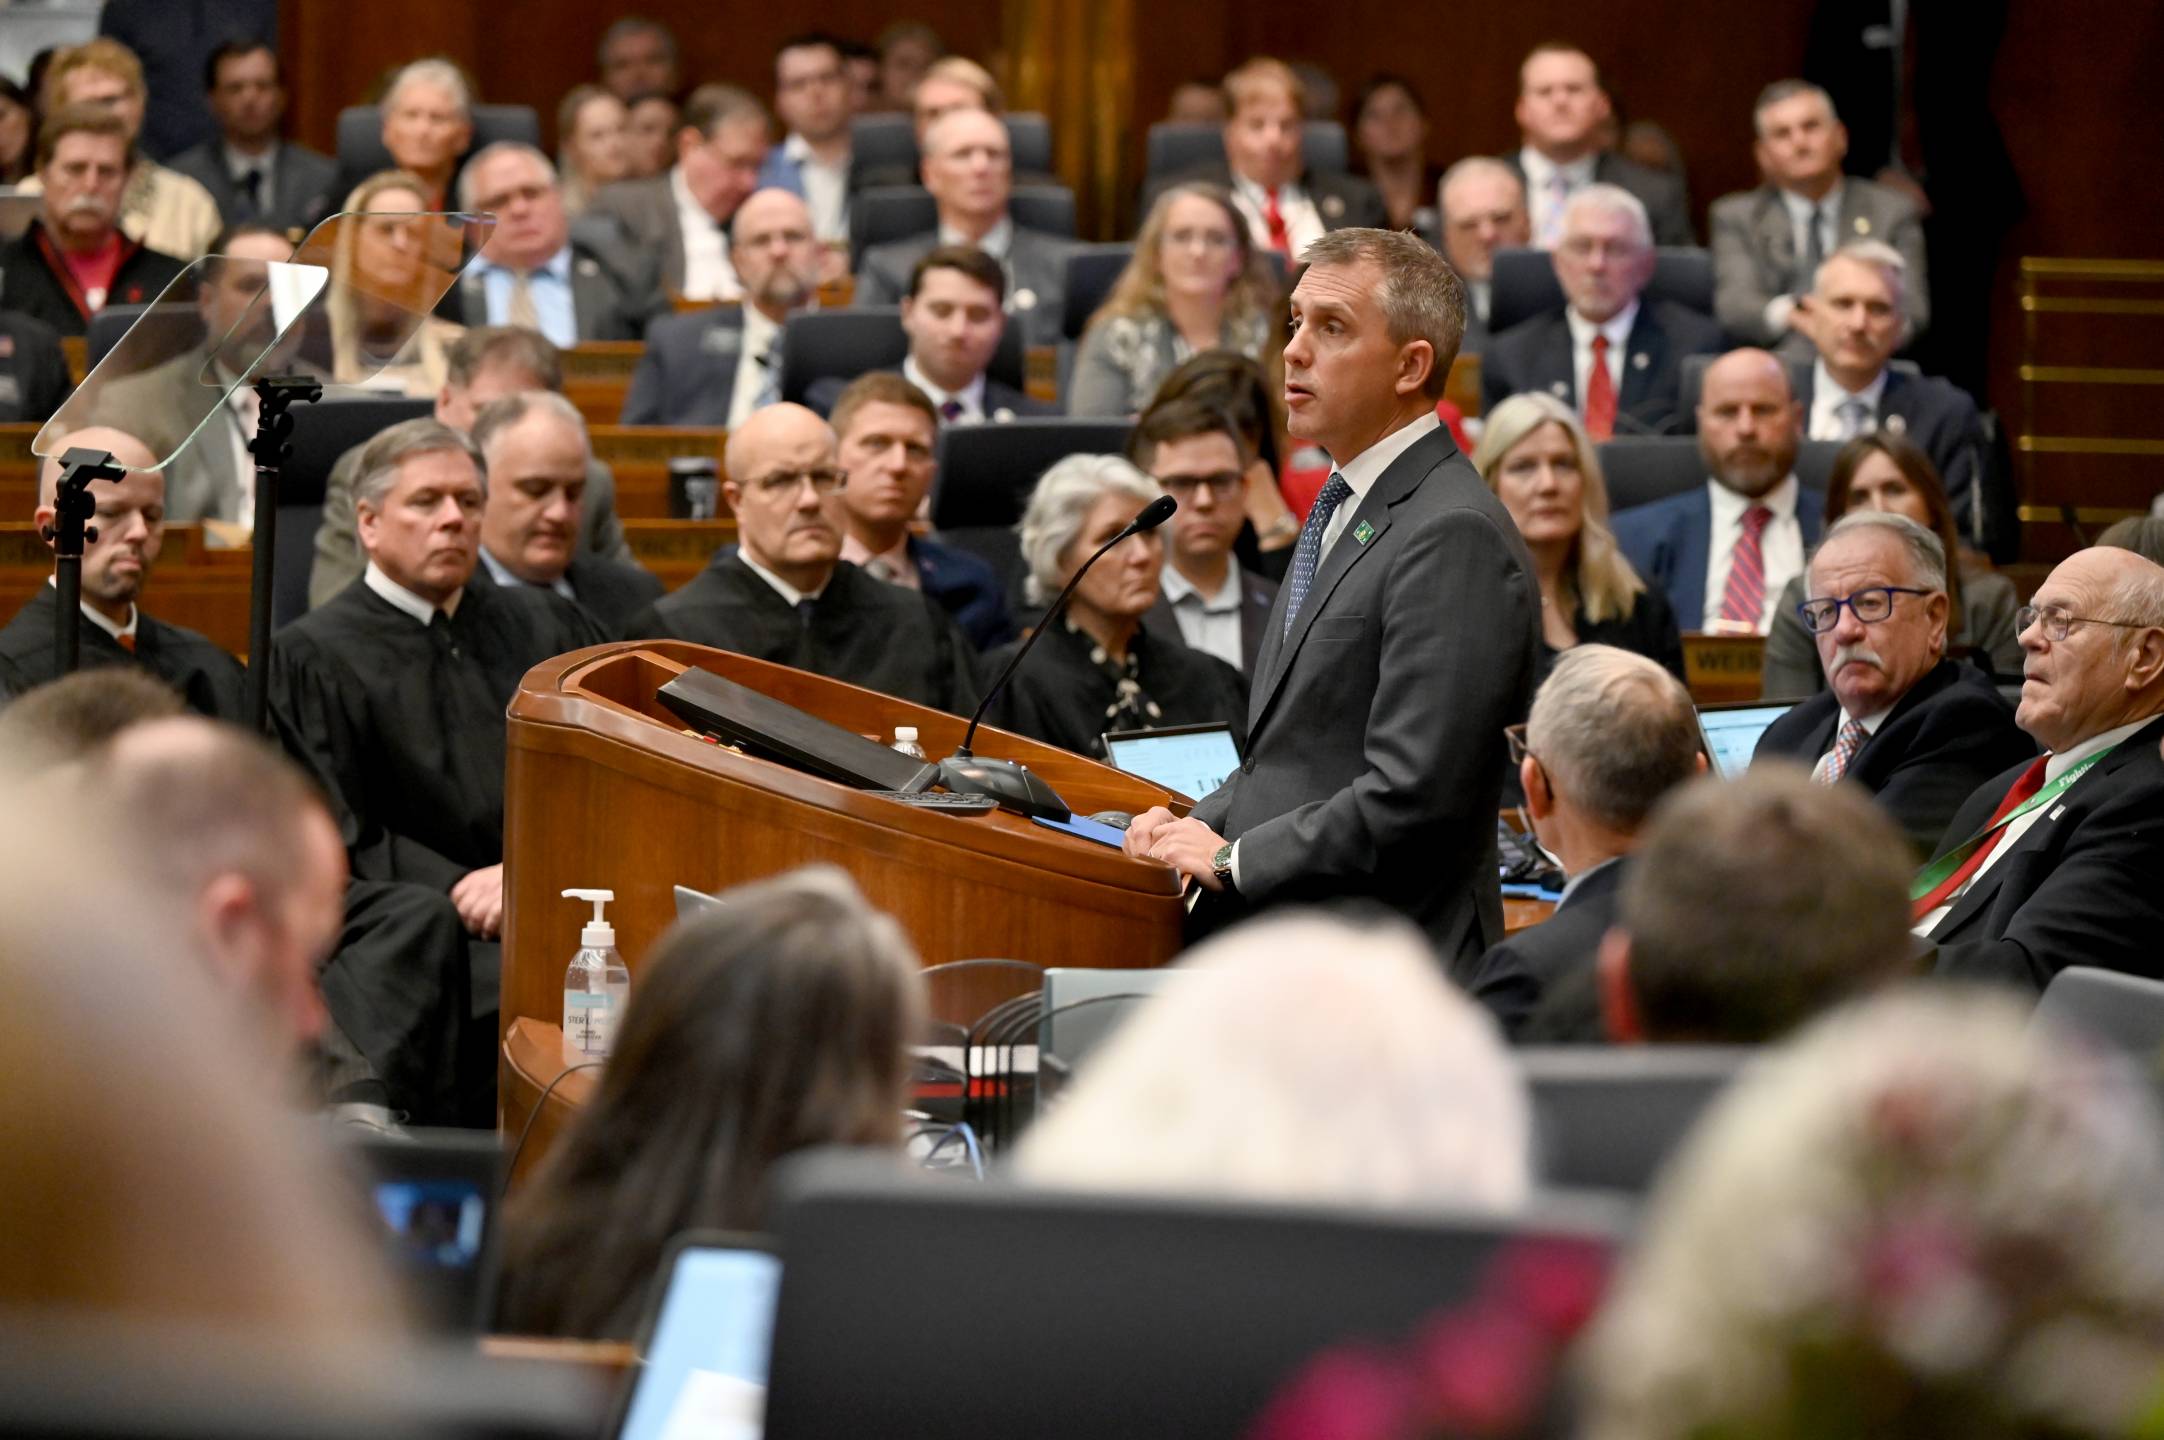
[1631,351,1650,370]
[992,407,1016,423]
[2050,804,2067,821]
[1012,287,1037,311]
[1322,194,1345,219]
[1353,520,1375,545]
[1853,216,1872,235]
[576,257,601,276]
[1549,381,1569,398]
[1884,413,1906,435]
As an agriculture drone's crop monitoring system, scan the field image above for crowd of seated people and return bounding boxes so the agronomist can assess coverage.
[5,17,2164,1435]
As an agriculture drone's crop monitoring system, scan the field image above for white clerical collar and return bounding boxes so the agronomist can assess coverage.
[1520,147,1595,190]
[902,354,986,418]
[1161,560,1242,614]
[736,548,827,606]
[1812,355,1890,412]
[364,560,460,623]
[2046,716,2153,782]
[477,544,575,601]
[45,574,135,640]
[1332,410,1441,501]
[938,213,1012,258]
[1706,472,1800,533]
[1566,298,1638,351]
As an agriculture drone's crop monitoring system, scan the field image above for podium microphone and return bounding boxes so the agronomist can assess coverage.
[935,493,1178,819]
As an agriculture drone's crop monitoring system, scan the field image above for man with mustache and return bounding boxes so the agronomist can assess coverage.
[621,402,980,713]
[1612,348,1824,634]
[1753,511,2033,856]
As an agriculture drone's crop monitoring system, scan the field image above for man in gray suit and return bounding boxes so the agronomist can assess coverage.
[581,84,773,302]
[165,40,338,237]
[1126,229,1541,970]
[852,107,1072,348]
[1711,80,1927,354]
[450,142,667,344]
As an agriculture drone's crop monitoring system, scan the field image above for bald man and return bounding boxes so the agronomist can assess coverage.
[0,426,245,716]
[620,403,981,713]
[1923,547,2164,991]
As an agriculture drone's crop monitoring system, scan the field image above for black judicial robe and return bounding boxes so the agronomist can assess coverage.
[0,583,245,720]
[269,576,607,891]
[984,617,1249,760]
[623,554,983,715]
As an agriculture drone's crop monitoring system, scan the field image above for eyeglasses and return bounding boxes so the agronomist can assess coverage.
[1156,470,1243,498]
[748,467,848,498]
[1503,723,1537,767]
[1796,586,1930,634]
[2016,603,2153,642]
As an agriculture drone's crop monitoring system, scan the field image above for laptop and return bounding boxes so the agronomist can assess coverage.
[344,1128,504,1332]
[1696,699,1799,779]
[1101,722,1242,800]
[611,1232,784,1440]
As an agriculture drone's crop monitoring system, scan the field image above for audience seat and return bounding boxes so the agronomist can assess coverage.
[776,306,1026,408]
[761,1150,1632,1440]
[1487,246,1716,336]
[1520,1046,1752,1193]
[1600,436,1845,512]
[333,104,541,181]
[930,417,1133,608]
[2034,966,2164,1071]
[1142,121,1349,187]
[850,184,1079,268]
[1059,243,1135,341]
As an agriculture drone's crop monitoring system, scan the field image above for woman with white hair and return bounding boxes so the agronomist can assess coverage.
[1578,987,2164,1440]
[984,453,1247,758]
[1013,911,1531,1211]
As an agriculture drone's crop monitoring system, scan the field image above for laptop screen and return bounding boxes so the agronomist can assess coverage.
[1103,724,1242,800]
[1696,702,1797,779]
[616,1241,784,1440]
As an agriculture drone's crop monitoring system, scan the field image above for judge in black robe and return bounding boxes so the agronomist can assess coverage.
[623,551,982,716]
[984,616,1248,759]
[0,580,245,720]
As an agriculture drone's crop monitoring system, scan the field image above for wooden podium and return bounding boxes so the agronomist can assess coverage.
[498,642,1190,1148]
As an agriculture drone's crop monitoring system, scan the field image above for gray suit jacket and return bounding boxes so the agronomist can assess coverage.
[445,231,670,341]
[1710,179,1929,346]
[853,225,1074,347]
[165,139,340,236]
[309,448,631,609]
[91,347,250,525]
[581,174,695,297]
[1188,423,1540,970]
[620,307,745,426]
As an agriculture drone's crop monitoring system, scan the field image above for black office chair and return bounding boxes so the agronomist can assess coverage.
[1008,183,1077,238]
[776,307,1026,409]
[1520,1046,1752,1193]
[1144,120,1351,186]
[849,185,938,266]
[1597,436,1707,513]
[1300,120,1348,176]
[849,113,918,179]
[1004,111,1053,175]
[2035,968,2164,1068]
[333,104,541,187]
[1793,439,1845,493]
[1060,244,1136,341]
[931,418,1134,608]
[1486,246,1717,336]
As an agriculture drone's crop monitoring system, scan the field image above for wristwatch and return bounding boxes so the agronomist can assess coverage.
[1211,842,1236,890]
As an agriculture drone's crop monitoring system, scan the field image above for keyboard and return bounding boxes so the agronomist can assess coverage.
[869,790,1000,814]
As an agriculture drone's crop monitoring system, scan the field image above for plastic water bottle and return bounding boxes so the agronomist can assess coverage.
[561,888,629,1068]
[891,726,927,759]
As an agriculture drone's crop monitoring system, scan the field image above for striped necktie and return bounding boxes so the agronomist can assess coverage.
[1717,504,1774,630]
[1281,473,1353,637]
[1815,717,1869,784]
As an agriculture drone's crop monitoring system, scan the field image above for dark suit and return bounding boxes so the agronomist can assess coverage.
[1480,300,1726,436]
[803,369,1055,422]
[1610,482,1827,630]
[1188,421,1540,969]
[1465,858,1629,1040]
[911,534,1015,650]
[1928,714,2164,992]
[620,307,745,426]
[444,233,668,342]
[0,584,245,720]
[1503,151,1696,247]
[1797,366,1988,537]
[1710,180,1928,345]
[1753,658,2036,856]
[1142,564,1280,677]
[852,226,1076,347]
[1143,163,1390,237]
[0,227,188,338]
[164,140,339,235]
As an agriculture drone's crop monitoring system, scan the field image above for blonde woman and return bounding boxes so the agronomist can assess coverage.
[555,84,629,216]
[324,169,467,395]
[1472,391,1683,681]
[1068,182,1280,417]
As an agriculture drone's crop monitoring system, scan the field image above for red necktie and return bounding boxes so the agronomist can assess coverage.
[1717,505,1774,629]
[1263,188,1291,255]
[1584,334,1618,440]
[116,632,135,652]
[1911,756,2050,920]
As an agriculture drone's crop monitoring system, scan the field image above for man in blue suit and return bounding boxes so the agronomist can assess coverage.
[759,34,852,251]
[1611,348,1824,634]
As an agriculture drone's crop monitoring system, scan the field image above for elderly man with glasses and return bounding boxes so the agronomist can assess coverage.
[621,403,981,713]
[1753,511,2033,856]
[1914,545,2164,992]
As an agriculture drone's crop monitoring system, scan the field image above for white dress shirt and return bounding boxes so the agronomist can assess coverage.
[840,533,919,588]
[223,140,279,212]
[1780,181,1843,277]
[1564,300,1637,416]
[1807,357,1891,442]
[1520,148,1596,247]
[737,549,826,607]
[364,561,460,623]
[1701,474,1806,633]
[477,544,575,601]
[727,303,783,428]
[1228,173,1325,259]
[471,245,578,348]
[939,214,1012,259]
[902,355,988,423]
[1161,561,1245,670]
[1913,716,2152,935]
[46,575,137,643]
[1321,411,1440,561]
[1809,703,1890,782]
[215,365,258,528]
[670,166,741,301]
[784,132,850,242]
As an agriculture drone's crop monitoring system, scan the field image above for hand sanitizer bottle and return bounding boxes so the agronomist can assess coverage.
[561,888,629,1068]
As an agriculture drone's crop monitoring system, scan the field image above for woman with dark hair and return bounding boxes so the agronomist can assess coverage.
[1351,75,1440,237]
[1762,431,2022,698]
[1144,348,1300,581]
[494,867,925,1340]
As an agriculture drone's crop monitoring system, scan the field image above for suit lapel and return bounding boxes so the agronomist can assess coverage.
[1618,307,1667,416]
[1531,315,1576,407]
[1669,492,1713,626]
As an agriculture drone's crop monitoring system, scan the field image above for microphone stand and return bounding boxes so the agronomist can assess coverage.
[46,447,128,678]
[242,374,323,734]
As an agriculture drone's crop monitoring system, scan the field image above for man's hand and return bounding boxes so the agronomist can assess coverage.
[1123,805,1179,859]
[1147,816,1230,892]
[450,863,505,939]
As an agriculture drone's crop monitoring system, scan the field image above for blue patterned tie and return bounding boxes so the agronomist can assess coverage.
[1281,472,1354,637]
